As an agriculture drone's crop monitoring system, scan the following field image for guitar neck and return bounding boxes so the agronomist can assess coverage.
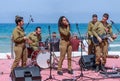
[107,55,119,59]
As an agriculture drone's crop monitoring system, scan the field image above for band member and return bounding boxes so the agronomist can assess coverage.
[88,14,98,54]
[11,16,28,74]
[28,27,42,51]
[92,13,117,72]
[70,33,80,51]
[57,16,73,75]
[49,32,60,52]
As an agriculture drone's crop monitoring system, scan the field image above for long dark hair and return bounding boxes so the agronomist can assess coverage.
[58,16,70,27]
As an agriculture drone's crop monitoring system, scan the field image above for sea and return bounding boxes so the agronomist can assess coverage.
[0,23,120,53]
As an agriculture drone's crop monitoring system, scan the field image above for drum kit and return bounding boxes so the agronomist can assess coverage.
[27,41,58,69]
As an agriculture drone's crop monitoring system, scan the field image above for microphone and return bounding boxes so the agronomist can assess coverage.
[110,20,120,33]
[76,23,79,32]
[110,20,114,25]
[30,15,34,22]
[48,25,50,30]
[76,23,78,27]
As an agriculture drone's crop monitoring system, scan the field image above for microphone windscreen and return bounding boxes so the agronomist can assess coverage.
[76,23,78,27]
[31,18,34,22]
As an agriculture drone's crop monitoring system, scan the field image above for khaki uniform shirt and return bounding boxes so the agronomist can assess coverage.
[28,32,41,50]
[88,21,96,37]
[12,26,26,47]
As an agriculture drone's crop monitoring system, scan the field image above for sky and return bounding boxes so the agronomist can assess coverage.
[0,0,120,23]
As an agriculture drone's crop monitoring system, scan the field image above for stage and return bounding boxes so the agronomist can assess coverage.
[0,56,120,81]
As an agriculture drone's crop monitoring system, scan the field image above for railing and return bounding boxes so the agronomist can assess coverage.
[11,38,14,59]
[0,36,14,59]
[0,35,120,59]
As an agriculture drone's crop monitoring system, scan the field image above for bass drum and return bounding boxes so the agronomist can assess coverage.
[36,52,53,69]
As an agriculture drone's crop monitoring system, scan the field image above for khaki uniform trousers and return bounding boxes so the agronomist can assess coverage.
[58,40,72,71]
[88,39,95,54]
[11,46,28,72]
[95,39,108,65]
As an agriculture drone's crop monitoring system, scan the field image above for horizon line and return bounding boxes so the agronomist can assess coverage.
[0,22,120,24]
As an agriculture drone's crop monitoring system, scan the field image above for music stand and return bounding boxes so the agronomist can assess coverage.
[44,25,60,81]
[75,24,94,81]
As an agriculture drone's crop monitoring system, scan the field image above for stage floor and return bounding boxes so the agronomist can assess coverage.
[0,57,120,81]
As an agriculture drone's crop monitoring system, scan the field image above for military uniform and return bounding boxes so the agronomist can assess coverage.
[92,21,113,65]
[57,26,72,71]
[28,32,41,51]
[11,26,28,72]
[87,21,96,54]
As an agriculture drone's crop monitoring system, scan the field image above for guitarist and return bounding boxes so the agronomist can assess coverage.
[92,13,117,72]
[87,14,98,55]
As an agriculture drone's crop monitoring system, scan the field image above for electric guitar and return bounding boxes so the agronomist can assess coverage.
[92,34,109,45]
[92,33,119,45]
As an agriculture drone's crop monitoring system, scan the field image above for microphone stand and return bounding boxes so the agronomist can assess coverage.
[110,20,120,33]
[75,24,94,81]
[24,15,34,30]
[44,25,60,81]
[51,38,59,69]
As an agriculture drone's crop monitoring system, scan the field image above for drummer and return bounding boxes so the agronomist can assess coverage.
[27,26,42,51]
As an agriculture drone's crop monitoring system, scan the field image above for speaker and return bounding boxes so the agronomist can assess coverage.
[11,66,41,81]
[79,54,96,69]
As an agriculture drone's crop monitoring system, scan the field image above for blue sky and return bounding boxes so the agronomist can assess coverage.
[0,0,120,23]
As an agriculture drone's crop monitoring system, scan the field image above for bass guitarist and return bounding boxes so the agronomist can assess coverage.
[92,13,117,72]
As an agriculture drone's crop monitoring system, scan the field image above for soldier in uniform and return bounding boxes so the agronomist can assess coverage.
[57,16,73,75]
[28,27,42,51]
[92,13,117,72]
[11,16,28,74]
[87,14,98,54]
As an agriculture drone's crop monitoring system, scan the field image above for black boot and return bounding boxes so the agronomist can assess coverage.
[9,71,13,77]
[68,69,73,74]
[95,65,100,72]
[57,71,63,75]
[101,64,106,72]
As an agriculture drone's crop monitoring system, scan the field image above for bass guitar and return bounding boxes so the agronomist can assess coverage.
[92,34,110,45]
[92,33,119,45]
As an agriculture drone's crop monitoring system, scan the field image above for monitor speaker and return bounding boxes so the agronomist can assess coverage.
[11,66,41,81]
[79,54,96,69]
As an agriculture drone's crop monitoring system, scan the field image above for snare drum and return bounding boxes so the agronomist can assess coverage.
[31,51,53,68]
